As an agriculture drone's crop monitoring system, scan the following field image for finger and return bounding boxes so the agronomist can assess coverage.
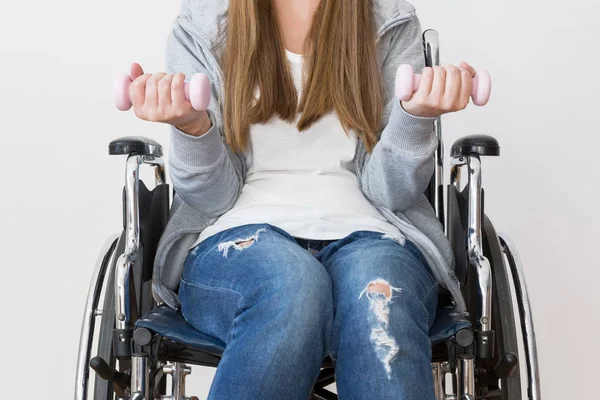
[430,66,447,101]
[130,73,153,109]
[417,67,434,97]
[171,73,188,109]
[458,67,474,109]
[460,61,476,77]
[144,72,167,110]
[130,63,144,80]
[158,74,175,109]
[443,65,461,110]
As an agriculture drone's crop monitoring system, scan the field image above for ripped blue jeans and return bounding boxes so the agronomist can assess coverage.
[180,224,438,400]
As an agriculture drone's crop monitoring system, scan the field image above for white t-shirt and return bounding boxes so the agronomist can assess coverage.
[195,49,401,245]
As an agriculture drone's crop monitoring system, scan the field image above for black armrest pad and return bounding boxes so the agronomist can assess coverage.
[109,136,163,157]
[451,134,500,157]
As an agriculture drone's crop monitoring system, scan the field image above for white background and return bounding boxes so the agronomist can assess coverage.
[1,0,599,398]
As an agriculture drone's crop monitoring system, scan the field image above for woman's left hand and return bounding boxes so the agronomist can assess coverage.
[401,61,477,118]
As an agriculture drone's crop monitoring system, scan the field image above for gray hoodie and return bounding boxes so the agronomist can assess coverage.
[153,0,466,314]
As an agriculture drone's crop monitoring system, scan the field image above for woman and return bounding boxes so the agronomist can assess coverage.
[129,0,474,398]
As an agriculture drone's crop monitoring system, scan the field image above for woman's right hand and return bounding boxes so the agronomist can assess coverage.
[129,63,212,136]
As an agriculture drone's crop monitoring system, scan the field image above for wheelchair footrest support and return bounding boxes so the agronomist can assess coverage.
[438,330,476,400]
[131,354,149,399]
[457,357,476,399]
[160,362,198,400]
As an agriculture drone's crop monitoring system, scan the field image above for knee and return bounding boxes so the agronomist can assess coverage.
[359,279,433,333]
[277,264,333,317]
[357,279,405,321]
[365,280,394,298]
[337,277,436,331]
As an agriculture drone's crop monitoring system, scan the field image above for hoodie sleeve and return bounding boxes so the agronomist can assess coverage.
[165,18,244,217]
[360,15,438,213]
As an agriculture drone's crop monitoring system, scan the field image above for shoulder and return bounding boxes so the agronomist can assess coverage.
[178,0,229,40]
[181,0,229,15]
[372,0,417,28]
[178,1,418,42]
[373,0,417,15]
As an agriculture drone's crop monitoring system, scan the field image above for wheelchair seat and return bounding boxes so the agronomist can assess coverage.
[135,294,471,359]
[136,306,225,355]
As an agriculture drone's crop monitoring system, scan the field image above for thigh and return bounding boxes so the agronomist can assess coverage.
[320,231,438,326]
[320,231,438,399]
[180,223,330,341]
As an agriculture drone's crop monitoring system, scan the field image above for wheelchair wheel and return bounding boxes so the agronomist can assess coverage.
[483,216,523,399]
[500,234,541,400]
[93,233,125,400]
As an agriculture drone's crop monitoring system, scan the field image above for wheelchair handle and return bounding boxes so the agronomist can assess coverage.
[395,64,492,106]
[114,72,211,112]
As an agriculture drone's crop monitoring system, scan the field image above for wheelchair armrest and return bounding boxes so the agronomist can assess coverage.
[451,134,500,158]
[109,136,163,157]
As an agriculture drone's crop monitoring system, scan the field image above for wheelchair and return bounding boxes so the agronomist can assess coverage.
[74,30,541,400]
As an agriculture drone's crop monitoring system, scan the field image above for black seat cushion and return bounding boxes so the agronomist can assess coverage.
[136,299,470,354]
[430,299,471,345]
[136,306,225,355]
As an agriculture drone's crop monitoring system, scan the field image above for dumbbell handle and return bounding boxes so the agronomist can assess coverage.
[114,73,211,111]
[395,64,491,106]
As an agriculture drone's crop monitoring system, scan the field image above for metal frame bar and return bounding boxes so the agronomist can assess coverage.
[115,154,167,331]
[466,155,493,332]
[457,358,475,399]
[115,155,142,330]
[131,355,150,398]
[450,154,493,333]
[161,363,194,400]
[433,362,444,399]
[74,234,120,400]
[423,29,446,230]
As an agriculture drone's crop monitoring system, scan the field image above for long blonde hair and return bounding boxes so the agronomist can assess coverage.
[222,0,382,153]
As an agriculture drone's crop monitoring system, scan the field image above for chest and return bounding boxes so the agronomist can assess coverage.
[247,113,358,174]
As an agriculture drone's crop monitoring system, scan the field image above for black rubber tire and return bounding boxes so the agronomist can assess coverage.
[483,216,522,400]
[93,233,125,400]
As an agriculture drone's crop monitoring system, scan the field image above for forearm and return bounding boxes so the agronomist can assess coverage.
[166,19,243,217]
[361,101,437,212]
[169,116,242,217]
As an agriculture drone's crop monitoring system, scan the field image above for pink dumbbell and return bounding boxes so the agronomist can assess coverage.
[114,72,211,111]
[395,64,491,106]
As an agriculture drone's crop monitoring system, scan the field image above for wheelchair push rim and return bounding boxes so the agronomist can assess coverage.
[481,217,541,399]
[500,234,542,400]
[75,233,128,400]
